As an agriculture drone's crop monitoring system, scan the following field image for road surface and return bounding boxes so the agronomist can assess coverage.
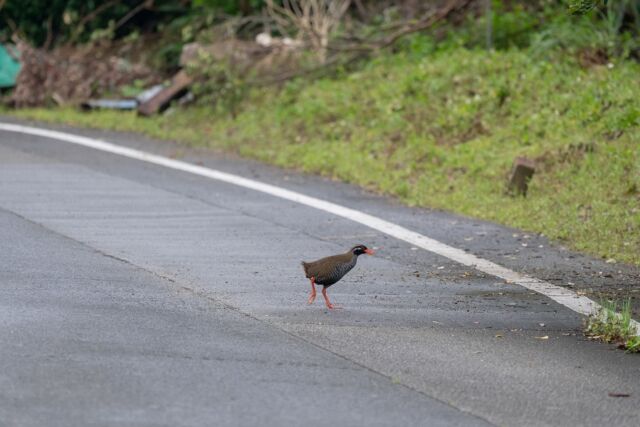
[1,120,639,426]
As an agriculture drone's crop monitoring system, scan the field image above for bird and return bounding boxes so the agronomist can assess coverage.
[301,244,374,309]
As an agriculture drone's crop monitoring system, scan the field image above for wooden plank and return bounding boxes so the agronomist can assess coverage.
[137,70,192,116]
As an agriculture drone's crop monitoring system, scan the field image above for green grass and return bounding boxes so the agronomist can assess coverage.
[9,47,640,266]
[586,299,640,352]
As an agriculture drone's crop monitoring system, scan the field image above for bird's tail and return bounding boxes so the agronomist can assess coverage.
[301,261,310,278]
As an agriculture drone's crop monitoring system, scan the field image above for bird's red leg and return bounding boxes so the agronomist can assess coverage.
[307,278,317,305]
[322,287,341,309]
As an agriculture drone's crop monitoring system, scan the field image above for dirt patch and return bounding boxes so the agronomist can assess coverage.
[577,48,610,68]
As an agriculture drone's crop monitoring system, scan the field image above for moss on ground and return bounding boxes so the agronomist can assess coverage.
[10,48,640,265]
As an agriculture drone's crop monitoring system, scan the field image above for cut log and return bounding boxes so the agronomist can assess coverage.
[137,70,192,116]
[508,157,536,196]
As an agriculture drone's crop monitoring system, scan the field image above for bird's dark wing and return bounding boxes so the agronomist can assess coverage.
[302,253,354,284]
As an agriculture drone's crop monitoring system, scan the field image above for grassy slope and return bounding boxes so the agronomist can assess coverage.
[11,48,640,265]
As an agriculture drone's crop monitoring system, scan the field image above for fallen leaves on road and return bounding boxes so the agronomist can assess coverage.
[535,336,549,340]
[495,334,504,338]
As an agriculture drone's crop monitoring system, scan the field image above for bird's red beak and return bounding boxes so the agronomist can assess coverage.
[365,248,375,255]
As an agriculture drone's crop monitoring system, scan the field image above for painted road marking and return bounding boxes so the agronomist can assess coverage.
[1,122,637,333]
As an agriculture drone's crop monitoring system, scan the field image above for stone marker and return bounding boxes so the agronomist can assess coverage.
[508,157,536,196]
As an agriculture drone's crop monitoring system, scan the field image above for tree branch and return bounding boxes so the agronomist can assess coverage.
[43,15,54,50]
[71,0,122,42]
[115,0,154,31]
[255,0,475,85]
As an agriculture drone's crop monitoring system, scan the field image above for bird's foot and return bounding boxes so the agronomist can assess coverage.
[326,303,343,310]
[308,293,317,305]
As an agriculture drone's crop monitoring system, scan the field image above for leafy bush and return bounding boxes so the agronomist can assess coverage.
[0,0,188,47]
[531,0,640,59]
[429,0,639,59]
[192,0,264,15]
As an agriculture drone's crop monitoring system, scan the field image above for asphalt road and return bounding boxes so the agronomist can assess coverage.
[1,120,639,426]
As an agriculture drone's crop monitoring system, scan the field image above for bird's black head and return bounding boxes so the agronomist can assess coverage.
[350,244,374,256]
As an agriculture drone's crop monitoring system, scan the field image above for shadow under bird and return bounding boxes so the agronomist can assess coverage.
[302,244,375,309]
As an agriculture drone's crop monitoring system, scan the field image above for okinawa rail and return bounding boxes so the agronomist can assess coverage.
[301,244,374,309]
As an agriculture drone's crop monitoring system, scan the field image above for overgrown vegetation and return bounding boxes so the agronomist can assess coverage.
[586,299,640,352]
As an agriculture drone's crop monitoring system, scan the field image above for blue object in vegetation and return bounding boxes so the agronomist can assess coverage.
[0,44,21,88]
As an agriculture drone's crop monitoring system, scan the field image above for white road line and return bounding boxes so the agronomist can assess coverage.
[2,122,637,333]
